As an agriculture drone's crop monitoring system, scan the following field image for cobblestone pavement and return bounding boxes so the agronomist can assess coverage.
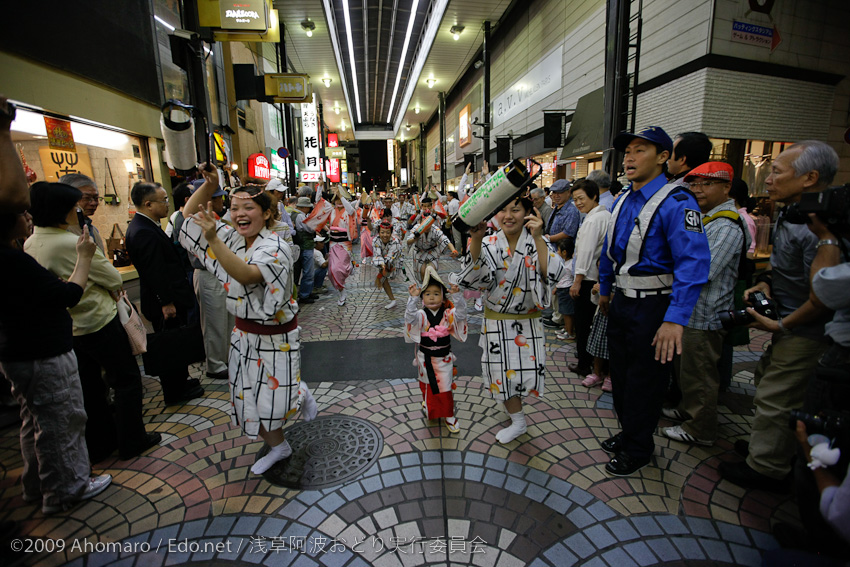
[0,256,794,566]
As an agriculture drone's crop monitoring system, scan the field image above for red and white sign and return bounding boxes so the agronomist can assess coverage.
[301,171,322,182]
[327,133,339,148]
[326,158,340,183]
[247,153,271,180]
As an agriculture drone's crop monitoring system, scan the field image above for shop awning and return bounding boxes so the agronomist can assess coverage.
[560,87,605,160]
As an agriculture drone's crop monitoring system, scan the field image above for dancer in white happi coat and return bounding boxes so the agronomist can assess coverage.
[457,194,566,443]
[180,166,318,475]
[372,221,403,309]
[407,196,458,284]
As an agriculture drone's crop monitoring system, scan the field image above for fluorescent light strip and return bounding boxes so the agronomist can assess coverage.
[392,0,449,133]
[342,0,362,123]
[321,0,357,132]
[386,0,420,121]
[154,15,176,31]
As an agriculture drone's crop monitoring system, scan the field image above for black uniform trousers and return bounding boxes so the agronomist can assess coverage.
[607,291,672,461]
[574,279,597,371]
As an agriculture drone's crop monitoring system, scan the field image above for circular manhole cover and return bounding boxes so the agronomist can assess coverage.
[259,415,384,489]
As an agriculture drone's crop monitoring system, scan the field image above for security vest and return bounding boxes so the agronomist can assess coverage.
[606,183,686,290]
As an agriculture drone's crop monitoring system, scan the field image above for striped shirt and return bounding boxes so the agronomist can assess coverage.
[688,200,745,330]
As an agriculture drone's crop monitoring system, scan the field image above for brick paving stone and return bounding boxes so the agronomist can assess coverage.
[542,543,577,567]
[730,543,764,567]
[671,537,705,560]
[645,538,680,562]
[563,533,595,559]
[580,524,616,549]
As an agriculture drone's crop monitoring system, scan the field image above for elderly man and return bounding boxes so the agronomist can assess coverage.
[530,187,553,226]
[719,140,841,492]
[59,173,105,253]
[586,170,615,212]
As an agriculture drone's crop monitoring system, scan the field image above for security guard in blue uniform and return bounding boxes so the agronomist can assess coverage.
[598,126,711,476]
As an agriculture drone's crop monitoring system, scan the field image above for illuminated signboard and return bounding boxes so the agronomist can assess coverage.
[459,104,471,147]
[387,140,395,171]
[327,159,340,183]
[247,153,271,180]
[327,133,339,147]
[219,0,268,31]
[301,171,322,182]
[300,94,321,178]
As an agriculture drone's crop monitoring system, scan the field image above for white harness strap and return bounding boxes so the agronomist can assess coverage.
[607,183,680,289]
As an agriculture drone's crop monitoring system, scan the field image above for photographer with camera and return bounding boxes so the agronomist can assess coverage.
[720,140,841,493]
[751,182,850,562]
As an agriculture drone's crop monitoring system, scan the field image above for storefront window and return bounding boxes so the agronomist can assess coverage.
[12,107,148,255]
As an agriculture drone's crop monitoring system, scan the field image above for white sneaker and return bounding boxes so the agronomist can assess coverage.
[661,407,687,421]
[42,474,112,515]
[555,332,575,341]
[385,300,397,309]
[663,425,713,447]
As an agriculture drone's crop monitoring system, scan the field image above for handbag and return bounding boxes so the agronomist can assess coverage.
[116,291,147,355]
[142,323,205,376]
[107,223,131,267]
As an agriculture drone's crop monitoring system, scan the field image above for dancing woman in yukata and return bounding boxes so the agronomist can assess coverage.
[327,187,358,306]
[406,195,458,285]
[457,194,566,444]
[180,165,318,475]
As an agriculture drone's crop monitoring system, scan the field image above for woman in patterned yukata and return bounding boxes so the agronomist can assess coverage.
[327,187,357,306]
[180,165,318,475]
[458,194,566,443]
[406,196,458,284]
[372,220,403,309]
[405,266,468,433]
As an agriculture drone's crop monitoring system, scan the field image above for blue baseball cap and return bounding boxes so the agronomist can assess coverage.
[192,179,226,198]
[613,126,673,154]
[550,179,571,193]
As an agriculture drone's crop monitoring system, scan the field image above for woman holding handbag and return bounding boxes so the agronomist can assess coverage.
[180,165,318,475]
[24,182,159,462]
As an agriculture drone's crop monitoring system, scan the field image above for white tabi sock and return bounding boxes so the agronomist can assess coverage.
[495,411,527,444]
[300,383,318,421]
[338,289,347,305]
[251,440,292,474]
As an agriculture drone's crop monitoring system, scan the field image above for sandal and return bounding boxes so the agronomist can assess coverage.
[581,373,603,387]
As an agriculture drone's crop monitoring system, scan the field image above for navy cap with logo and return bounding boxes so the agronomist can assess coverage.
[192,179,226,198]
[613,126,673,154]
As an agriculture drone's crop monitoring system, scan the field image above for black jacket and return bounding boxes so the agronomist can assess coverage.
[125,213,195,325]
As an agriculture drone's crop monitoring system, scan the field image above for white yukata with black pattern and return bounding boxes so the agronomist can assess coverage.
[457,228,565,401]
[180,220,306,438]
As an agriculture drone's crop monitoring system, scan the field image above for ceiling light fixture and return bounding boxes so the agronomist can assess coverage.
[405,123,412,131]
[385,0,421,121]
[322,77,332,87]
[301,20,315,37]
[334,106,340,114]
[341,0,362,123]
[426,77,436,88]
[450,25,464,40]
[414,106,420,114]
[341,119,346,131]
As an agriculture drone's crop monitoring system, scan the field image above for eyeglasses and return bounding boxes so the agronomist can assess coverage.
[148,197,169,205]
[80,195,104,202]
[689,180,727,188]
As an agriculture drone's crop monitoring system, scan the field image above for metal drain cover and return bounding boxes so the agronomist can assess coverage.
[259,415,384,489]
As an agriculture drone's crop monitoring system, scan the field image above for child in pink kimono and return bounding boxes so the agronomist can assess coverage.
[405,266,468,433]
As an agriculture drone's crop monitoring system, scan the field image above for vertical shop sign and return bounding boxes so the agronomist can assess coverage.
[459,104,471,147]
[326,158,340,183]
[44,117,76,152]
[300,94,321,181]
[387,140,395,171]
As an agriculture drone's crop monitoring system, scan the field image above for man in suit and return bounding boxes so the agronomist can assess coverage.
[126,182,204,405]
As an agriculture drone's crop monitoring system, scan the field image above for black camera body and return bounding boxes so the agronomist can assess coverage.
[789,409,849,440]
[784,184,850,235]
[718,290,778,329]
